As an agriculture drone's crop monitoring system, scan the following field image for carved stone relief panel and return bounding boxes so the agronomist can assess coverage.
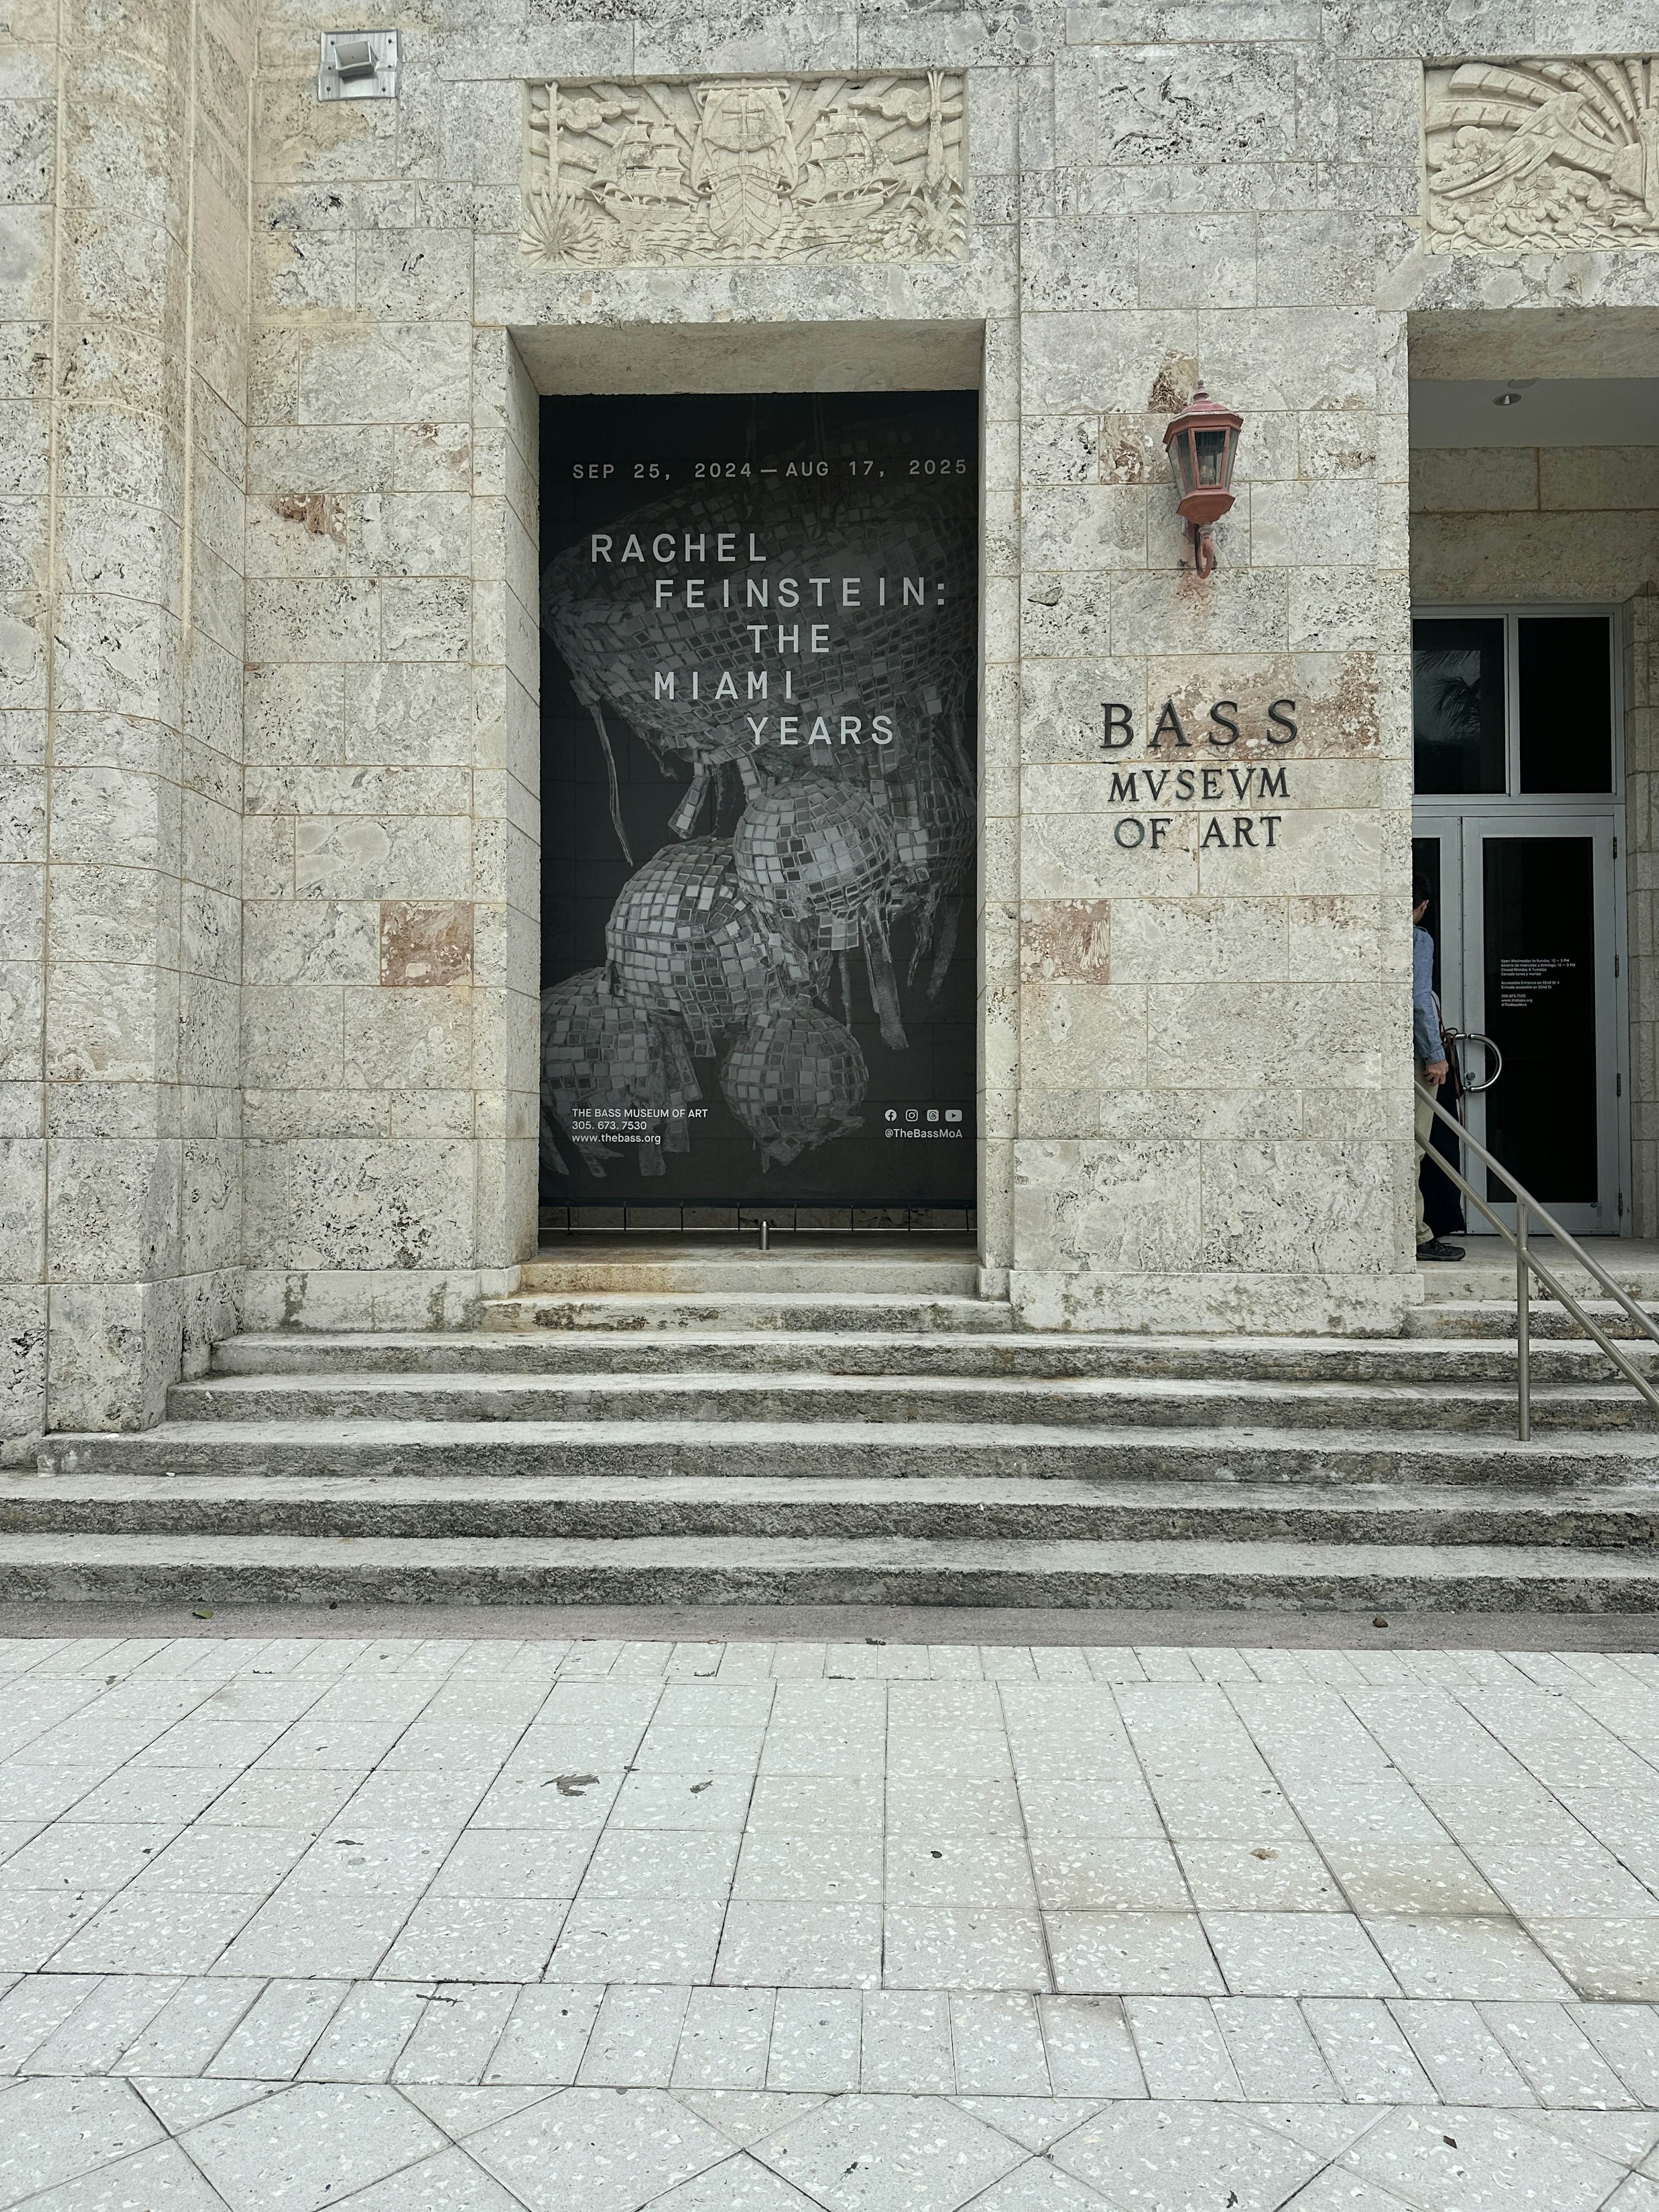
[1425,59,1659,250]
[522,75,967,268]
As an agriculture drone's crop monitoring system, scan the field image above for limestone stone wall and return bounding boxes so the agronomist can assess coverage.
[1,0,252,1462]
[1410,447,1659,605]
[236,282,541,1335]
[0,5,55,1461]
[5,0,1659,1449]
[237,2,1432,1344]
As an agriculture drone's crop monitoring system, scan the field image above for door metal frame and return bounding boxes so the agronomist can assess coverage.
[1411,602,1630,1237]
[1459,810,1620,1236]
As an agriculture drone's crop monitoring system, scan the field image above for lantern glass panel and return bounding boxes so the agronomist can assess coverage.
[1193,426,1229,488]
[1169,434,1198,496]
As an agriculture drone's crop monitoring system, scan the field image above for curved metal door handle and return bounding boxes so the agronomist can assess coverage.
[1454,1032,1503,1094]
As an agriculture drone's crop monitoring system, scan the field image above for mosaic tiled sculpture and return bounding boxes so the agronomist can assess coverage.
[604,835,822,1058]
[732,771,922,1050]
[540,968,702,1179]
[720,1005,869,1168]
[864,733,974,996]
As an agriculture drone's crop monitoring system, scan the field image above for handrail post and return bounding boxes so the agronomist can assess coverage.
[1516,1198,1530,1443]
[1415,1079,1659,1348]
[1411,1089,1659,1424]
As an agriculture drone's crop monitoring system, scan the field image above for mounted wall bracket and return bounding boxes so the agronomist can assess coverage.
[317,30,400,100]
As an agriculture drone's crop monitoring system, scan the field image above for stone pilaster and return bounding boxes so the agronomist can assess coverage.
[41,0,197,1436]
[0,0,252,1460]
[1005,20,1417,1332]
[0,0,56,1459]
[238,26,531,1327]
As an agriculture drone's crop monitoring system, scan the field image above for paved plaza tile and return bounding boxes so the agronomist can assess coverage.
[0,1633,1658,2208]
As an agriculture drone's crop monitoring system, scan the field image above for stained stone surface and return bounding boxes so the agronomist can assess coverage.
[1,1632,1659,2209]
[6,0,1659,1462]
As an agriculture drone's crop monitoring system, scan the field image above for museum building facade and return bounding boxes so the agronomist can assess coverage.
[3,0,1659,1457]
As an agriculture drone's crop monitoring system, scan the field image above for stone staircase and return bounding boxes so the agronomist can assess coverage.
[6,1239,1659,1613]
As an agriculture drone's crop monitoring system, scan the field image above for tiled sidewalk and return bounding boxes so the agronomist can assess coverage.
[2,1634,1659,2211]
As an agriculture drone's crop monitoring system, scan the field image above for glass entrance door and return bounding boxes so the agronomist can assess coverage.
[1413,819,1619,1233]
[1411,606,1627,1238]
[1469,819,1617,1232]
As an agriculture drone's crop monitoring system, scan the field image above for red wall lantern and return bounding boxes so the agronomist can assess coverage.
[1163,386,1243,578]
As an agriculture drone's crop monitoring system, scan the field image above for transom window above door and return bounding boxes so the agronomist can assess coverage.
[1411,609,1616,798]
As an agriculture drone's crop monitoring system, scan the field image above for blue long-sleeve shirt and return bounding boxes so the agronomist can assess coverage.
[1413,924,1441,1063]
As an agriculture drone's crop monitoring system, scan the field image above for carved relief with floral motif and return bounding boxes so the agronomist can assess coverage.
[1425,58,1659,249]
[522,75,966,268]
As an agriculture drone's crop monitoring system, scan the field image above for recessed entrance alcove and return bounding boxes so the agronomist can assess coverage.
[1405,305,1659,1248]
[513,321,989,1257]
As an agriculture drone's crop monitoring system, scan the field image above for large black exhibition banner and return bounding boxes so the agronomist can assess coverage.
[539,391,978,1213]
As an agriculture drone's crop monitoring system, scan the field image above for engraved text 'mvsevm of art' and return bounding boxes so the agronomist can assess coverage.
[1425,57,1659,250]
[523,74,966,268]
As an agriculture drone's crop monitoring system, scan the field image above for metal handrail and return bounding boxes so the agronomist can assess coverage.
[1415,1080,1659,1439]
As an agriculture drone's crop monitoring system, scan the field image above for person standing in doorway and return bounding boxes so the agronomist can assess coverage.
[1414,878,1464,1262]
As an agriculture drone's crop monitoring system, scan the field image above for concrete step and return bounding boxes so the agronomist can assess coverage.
[1408,1298,1659,1343]
[208,1329,1659,1386]
[0,1529,1653,1610]
[1419,1249,1659,1304]
[160,1370,1659,1435]
[7,1474,1655,1548]
[515,1247,982,1297]
[33,1417,1659,1487]
[482,1291,1010,1332]
[40,1273,1659,1617]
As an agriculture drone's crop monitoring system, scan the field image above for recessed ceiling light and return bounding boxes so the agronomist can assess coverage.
[1493,379,1538,407]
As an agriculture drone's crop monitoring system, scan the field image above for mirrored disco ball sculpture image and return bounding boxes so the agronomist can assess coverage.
[542,489,773,863]
[604,834,825,1058]
[721,1005,869,1169]
[866,734,974,995]
[539,968,702,1179]
[733,769,922,1052]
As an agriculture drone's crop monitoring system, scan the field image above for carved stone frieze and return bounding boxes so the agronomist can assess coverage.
[522,74,966,268]
[1425,58,1659,250]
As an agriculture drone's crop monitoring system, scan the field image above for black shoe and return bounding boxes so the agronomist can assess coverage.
[1417,1239,1465,1262]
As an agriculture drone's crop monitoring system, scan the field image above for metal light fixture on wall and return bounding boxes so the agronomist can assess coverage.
[317,29,400,100]
[1163,386,1243,578]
